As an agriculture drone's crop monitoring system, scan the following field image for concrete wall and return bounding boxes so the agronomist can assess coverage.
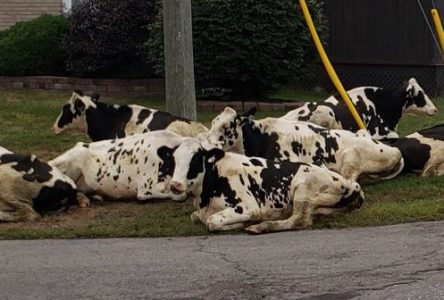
[0,0,63,30]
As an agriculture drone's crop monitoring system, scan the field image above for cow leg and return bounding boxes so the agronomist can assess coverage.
[206,207,254,232]
[0,211,22,222]
[136,185,186,202]
[422,162,444,177]
[0,204,40,222]
[244,201,313,234]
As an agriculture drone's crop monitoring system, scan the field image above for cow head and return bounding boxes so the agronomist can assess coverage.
[204,106,257,153]
[52,90,100,134]
[403,78,437,116]
[170,139,224,196]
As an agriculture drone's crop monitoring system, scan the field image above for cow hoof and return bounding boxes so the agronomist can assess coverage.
[244,225,262,235]
[77,194,91,208]
[90,194,105,203]
[190,211,200,223]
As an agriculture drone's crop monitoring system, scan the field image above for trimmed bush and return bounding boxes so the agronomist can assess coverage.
[0,15,69,76]
[64,0,156,78]
[147,0,328,98]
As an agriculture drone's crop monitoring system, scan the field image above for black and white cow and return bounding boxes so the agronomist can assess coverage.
[168,139,364,234]
[49,130,199,202]
[384,124,444,176]
[52,90,208,141]
[0,147,78,222]
[199,107,404,182]
[281,78,437,140]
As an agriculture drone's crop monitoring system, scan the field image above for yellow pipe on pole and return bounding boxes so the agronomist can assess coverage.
[298,0,366,130]
[431,9,444,58]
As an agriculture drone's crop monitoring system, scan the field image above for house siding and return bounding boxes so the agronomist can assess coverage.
[0,0,63,30]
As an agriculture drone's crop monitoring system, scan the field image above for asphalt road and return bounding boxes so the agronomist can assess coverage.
[0,221,443,300]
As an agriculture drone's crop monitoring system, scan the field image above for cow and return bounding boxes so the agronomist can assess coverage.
[199,107,404,182]
[52,90,209,141]
[168,139,364,234]
[384,124,444,176]
[281,78,437,140]
[0,147,78,222]
[49,130,200,202]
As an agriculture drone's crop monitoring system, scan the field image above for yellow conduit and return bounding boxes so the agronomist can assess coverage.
[432,9,444,58]
[298,0,366,130]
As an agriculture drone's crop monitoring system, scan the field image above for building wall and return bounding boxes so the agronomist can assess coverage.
[325,0,444,66]
[0,0,63,31]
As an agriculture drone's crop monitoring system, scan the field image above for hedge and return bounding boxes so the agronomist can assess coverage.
[147,0,328,98]
[0,15,69,76]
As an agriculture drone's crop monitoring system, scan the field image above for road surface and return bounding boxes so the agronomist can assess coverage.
[0,221,443,299]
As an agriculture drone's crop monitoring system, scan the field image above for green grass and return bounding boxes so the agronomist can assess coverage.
[0,88,443,239]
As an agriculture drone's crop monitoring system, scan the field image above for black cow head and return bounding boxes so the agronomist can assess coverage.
[170,139,224,196]
[403,78,437,116]
[52,90,100,134]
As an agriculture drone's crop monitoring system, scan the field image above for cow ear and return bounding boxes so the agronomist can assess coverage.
[240,106,257,118]
[205,148,225,163]
[91,93,100,102]
[73,89,84,97]
[74,99,86,112]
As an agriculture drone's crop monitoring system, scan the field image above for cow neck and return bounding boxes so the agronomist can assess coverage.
[199,157,222,209]
[365,86,406,130]
[85,102,132,141]
[241,120,278,158]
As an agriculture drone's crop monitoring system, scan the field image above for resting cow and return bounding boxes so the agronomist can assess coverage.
[281,78,437,140]
[52,90,208,141]
[384,124,444,176]
[0,147,78,222]
[200,107,404,182]
[169,139,364,234]
[49,131,197,202]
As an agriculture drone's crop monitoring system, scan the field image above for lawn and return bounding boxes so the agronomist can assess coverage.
[0,88,443,239]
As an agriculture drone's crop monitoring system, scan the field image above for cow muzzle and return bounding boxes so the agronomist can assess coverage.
[170,181,186,195]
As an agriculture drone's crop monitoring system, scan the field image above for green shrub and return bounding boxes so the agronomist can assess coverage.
[147,0,328,98]
[64,0,156,78]
[0,15,68,76]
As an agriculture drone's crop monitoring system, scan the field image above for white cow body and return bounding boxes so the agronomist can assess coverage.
[204,107,404,182]
[0,147,78,222]
[282,78,437,140]
[170,141,364,234]
[49,131,194,202]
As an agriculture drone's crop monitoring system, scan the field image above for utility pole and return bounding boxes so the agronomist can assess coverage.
[163,0,197,120]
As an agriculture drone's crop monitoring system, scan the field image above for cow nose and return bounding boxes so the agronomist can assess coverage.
[170,181,185,195]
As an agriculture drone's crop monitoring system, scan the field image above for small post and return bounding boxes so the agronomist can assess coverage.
[163,0,197,120]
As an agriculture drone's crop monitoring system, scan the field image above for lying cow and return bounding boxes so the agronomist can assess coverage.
[168,139,364,233]
[200,107,404,182]
[49,130,198,202]
[0,147,78,222]
[52,90,209,141]
[281,78,437,140]
[384,124,444,176]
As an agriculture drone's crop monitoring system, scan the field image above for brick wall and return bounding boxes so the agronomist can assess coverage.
[0,76,165,97]
[0,0,62,30]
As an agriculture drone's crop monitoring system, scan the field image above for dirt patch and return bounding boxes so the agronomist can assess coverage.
[0,200,177,230]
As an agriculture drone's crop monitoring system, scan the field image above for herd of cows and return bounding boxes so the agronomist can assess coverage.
[1,77,443,234]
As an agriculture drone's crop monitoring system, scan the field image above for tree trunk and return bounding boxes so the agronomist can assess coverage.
[163,0,197,120]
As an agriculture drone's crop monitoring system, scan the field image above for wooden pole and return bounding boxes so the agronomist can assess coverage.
[163,0,197,120]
